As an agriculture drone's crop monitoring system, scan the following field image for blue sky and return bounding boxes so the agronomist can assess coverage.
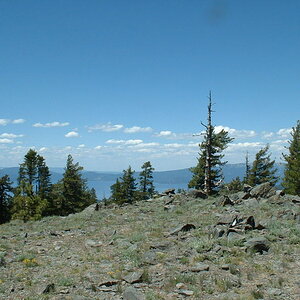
[0,0,299,171]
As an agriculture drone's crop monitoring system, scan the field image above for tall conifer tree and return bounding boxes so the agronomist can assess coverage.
[282,120,300,195]
[247,145,278,186]
[0,175,13,224]
[189,92,233,194]
[139,161,155,199]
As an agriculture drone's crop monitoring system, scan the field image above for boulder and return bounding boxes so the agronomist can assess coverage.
[217,195,234,206]
[186,189,207,199]
[123,286,145,300]
[245,237,270,254]
[161,188,176,196]
[122,270,144,284]
[190,263,210,272]
[250,182,276,199]
[168,224,196,236]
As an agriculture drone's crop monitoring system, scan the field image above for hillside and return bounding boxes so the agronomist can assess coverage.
[0,183,299,299]
[0,164,285,198]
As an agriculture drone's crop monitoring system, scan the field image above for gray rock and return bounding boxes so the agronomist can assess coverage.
[85,239,103,248]
[169,224,196,236]
[162,188,176,196]
[227,231,244,242]
[123,286,145,300]
[250,182,276,198]
[190,263,210,272]
[244,198,259,207]
[217,195,234,206]
[186,189,207,199]
[212,225,226,238]
[150,242,170,250]
[245,237,270,254]
[178,289,194,296]
[142,251,157,265]
[122,270,144,284]
[221,264,230,270]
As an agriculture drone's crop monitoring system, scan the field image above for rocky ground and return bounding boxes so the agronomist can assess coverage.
[0,182,300,300]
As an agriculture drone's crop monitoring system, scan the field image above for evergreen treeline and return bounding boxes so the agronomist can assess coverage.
[0,150,97,224]
[110,161,155,205]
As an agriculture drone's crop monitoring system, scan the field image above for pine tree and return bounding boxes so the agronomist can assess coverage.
[13,149,52,220]
[247,145,278,186]
[282,120,300,195]
[188,149,206,190]
[37,155,52,200]
[139,161,155,199]
[189,93,233,194]
[121,166,137,204]
[110,166,138,205]
[12,181,47,222]
[243,151,250,183]
[189,92,233,194]
[22,149,38,186]
[60,154,87,215]
[17,149,52,197]
[0,175,13,224]
[223,177,243,193]
[110,179,124,204]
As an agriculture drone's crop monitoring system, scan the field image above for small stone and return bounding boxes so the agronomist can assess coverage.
[178,289,194,296]
[190,263,210,272]
[85,239,103,248]
[59,288,70,294]
[123,286,145,300]
[122,270,144,284]
[142,251,157,265]
[169,224,196,236]
[221,264,230,270]
[175,283,185,289]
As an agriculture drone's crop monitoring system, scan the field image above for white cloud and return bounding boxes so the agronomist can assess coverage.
[164,143,184,148]
[65,131,79,138]
[277,128,292,138]
[155,130,197,140]
[262,131,274,139]
[226,142,262,151]
[0,138,14,143]
[124,126,153,133]
[129,142,160,148]
[12,119,25,124]
[39,147,48,152]
[105,139,143,145]
[0,119,10,126]
[94,146,102,150]
[0,119,26,126]
[156,130,173,137]
[214,125,256,138]
[88,123,124,132]
[0,133,24,138]
[33,121,70,128]
[78,144,85,148]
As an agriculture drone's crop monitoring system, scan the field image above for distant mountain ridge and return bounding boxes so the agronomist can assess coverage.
[0,163,285,198]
